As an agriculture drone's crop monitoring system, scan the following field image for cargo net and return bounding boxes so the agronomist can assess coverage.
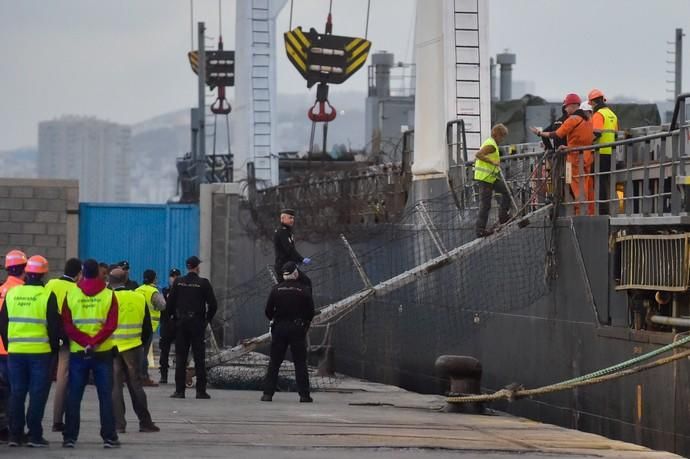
[207,162,555,392]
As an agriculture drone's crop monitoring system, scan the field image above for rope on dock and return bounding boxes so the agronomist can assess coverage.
[447,335,690,404]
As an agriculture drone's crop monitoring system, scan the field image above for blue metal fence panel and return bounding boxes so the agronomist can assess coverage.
[79,203,199,288]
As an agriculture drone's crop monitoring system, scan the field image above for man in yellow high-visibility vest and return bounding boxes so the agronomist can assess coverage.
[45,257,81,433]
[109,268,159,434]
[588,88,619,214]
[61,259,120,449]
[0,255,61,447]
[135,270,165,387]
[474,124,510,237]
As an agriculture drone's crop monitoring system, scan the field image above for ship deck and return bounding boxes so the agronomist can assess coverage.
[9,377,681,458]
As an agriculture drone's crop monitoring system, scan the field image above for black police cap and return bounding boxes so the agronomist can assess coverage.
[186,256,201,268]
[282,261,298,275]
[117,260,130,270]
[169,268,181,277]
[280,208,295,216]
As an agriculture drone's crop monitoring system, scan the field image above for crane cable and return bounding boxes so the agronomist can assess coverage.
[210,0,231,182]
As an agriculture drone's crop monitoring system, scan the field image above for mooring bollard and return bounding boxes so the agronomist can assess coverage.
[435,355,483,414]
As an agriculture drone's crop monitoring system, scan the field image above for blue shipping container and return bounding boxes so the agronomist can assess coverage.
[79,203,199,288]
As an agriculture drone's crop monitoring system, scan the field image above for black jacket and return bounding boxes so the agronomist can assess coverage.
[265,279,315,323]
[160,286,172,323]
[124,279,139,291]
[274,224,304,271]
[167,272,217,322]
[543,112,568,150]
[0,277,62,353]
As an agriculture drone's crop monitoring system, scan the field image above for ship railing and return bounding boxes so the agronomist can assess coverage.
[453,93,690,220]
[557,92,690,218]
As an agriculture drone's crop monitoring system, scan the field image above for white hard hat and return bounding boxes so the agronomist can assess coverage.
[579,101,593,112]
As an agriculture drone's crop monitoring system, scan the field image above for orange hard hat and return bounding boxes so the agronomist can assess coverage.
[4,250,27,268]
[25,255,49,274]
[562,93,582,106]
[588,88,605,102]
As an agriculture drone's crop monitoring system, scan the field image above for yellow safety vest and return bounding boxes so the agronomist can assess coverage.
[45,278,78,313]
[6,285,51,354]
[136,284,160,332]
[112,289,145,352]
[66,287,115,353]
[594,106,618,155]
[473,137,500,184]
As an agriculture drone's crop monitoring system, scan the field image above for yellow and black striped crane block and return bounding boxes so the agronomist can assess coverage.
[188,50,235,89]
[284,26,371,88]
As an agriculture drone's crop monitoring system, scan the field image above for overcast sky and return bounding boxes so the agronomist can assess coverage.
[1,0,688,150]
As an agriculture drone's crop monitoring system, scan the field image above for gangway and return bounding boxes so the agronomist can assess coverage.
[205,203,551,368]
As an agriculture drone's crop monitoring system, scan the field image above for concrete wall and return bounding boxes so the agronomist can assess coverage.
[0,178,78,279]
[201,183,331,347]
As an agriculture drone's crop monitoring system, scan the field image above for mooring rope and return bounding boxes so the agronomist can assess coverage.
[447,334,690,404]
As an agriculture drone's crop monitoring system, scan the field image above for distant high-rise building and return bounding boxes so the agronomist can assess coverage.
[38,116,130,202]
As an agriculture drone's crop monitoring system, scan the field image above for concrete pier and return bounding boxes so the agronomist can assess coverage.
[8,377,680,458]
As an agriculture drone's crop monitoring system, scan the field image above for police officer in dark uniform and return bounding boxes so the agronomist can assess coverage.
[273,209,312,291]
[261,262,315,403]
[158,268,180,384]
[167,257,217,399]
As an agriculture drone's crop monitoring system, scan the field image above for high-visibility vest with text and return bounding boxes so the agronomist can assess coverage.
[6,285,51,354]
[66,287,115,353]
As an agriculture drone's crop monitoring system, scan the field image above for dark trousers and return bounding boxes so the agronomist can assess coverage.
[598,154,611,214]
[263,321,310,396]
[475,179,511,234]
[64,353,117,443]
[113,346,154,430]
[7,354,52,443]
[140,334,153,379]
[175,318,207,394]
[159,320,175,371]
[0,356,9,432]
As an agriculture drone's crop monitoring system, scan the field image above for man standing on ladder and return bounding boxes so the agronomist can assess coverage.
[473,124,511,237]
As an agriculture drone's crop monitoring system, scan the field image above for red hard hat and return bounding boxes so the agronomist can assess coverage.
[562,93,582,106]
[25,255,49,274]
[588,88,605,102]
[4,250,27,268]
